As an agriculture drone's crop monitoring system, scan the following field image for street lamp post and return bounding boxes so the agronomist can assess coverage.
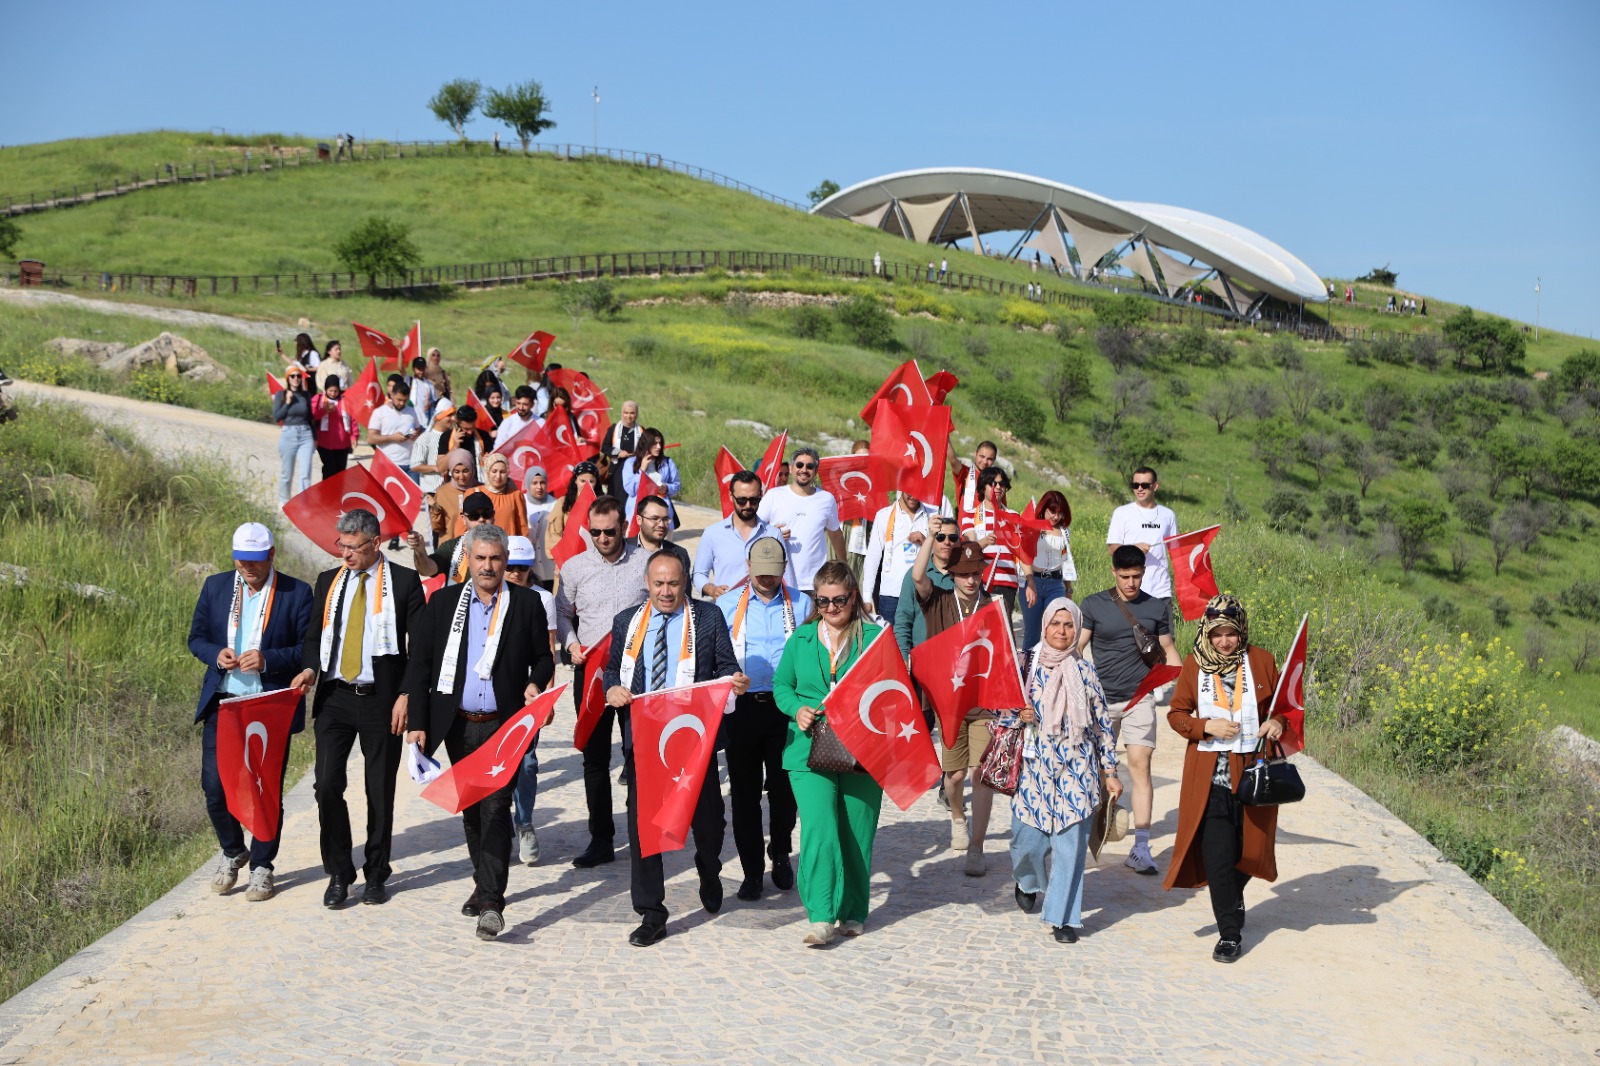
[592,87,599,153]
[1534,277,1541,341]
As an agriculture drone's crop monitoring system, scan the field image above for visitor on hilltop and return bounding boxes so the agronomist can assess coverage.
[940,257,949,282]
[1163,594,1287,963]
[873,251,883,276]
[273,365,316,504]
[622,428,681,527]
[310,378,355,481]
[317,339,351,390]
[757,447,844,593]
[927,261,936,282]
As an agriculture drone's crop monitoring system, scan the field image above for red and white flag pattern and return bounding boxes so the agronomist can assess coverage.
[714,446,745,518]
[860,359,932,425]
[867,401,951,506]
[499,417,584,497]
[551,482,597,568]
[368,447,423,533]
[926,369,960,405]
[506,330,555,374]
[215,687,300,842]
[822,629,942,811]
[757,430,789,491]
[1267,613,1309,758]
[351,322,402,370]
[575,405,611,450]
[547,368,608,411]
[283,464,409,555]
[630,679,737,856]
[421,686,565,814]
[1164,524,1222,622]
[399,322,422,369]
[816,453,892,523]
[909,599,1026,742]
[348,359,385,430]
[571,633,614,751]
[626,469,664,538]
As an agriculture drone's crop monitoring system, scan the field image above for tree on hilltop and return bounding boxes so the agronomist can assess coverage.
[483,80,557,152]
[807,180,840,206]
[428,79,483,141]
[333,215,422,291]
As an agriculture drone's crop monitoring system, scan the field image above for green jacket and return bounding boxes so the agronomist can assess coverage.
[773,619,885,773]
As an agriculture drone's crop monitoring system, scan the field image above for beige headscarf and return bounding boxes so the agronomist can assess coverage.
[1033,596,1091,744]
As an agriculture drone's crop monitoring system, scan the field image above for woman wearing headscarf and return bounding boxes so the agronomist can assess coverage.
[455,451,528,537]
[1163,593,1284,963]
[999,596,1119,943]
[546,461,600,561]
[432,449,479,537]
[309,377,355,480]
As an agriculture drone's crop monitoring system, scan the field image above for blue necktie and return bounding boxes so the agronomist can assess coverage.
[651,621,668,692]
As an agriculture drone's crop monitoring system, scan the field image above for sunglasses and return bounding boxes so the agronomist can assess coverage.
[933,533,961,543]
[1205,605,1242,620]
[814,594,853,609]
[1131,481,1154,490]
[791,462,817,471]
[588,527,620,538]
[465,513,493,522]
[732,496,761,506]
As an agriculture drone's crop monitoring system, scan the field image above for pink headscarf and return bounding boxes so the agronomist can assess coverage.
[1033,596,1090,744]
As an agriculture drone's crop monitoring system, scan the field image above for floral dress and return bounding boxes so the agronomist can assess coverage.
[997,656,1117,834]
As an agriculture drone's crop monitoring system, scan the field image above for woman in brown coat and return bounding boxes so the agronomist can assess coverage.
[1162,593,1285,963]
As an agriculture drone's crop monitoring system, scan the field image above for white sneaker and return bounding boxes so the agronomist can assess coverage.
[840,920,864,937]
[803,921,837,947]
[519,824,540,865]
[949,817,970,852]
[244,867,275,902]
[1125,842,1159,875]
[209,850,247,894]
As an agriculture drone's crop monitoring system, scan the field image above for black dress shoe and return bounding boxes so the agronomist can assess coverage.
[700,875,723,914]
[462,890,482,917]
[571,845,616,869]
[323,877,350,909]
[1015,884,1039,914]
[736,878,763,902]
[1213,938,1242,962]
[1052,925,1079,944]
[628,921,667,947]
[362,880,389,905]
[770,858,795,891]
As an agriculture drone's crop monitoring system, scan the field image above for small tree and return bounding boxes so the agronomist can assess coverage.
[332,215,422,290]
[1199,386,1240,434]
[482,80,557,151]
[807,180,841,206]
[836,294,895,349]
[1443,307,1527,374]
[428,79,483,140]
[0,215,20,259]
[1297,432,1339,486]
[1047,347,1093,420]
[1345,441,1391,498]
[1386,496,1448,573]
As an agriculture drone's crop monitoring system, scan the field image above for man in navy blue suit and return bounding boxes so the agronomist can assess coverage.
[187,522,314,903]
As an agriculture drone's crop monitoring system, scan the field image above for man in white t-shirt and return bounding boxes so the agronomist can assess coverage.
[367,380,423,476]
[861,492,935,623]
[1105,465,1178,606]
[755,446,844,592]
[495,386,539,446]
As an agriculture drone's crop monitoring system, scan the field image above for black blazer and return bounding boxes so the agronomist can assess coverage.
[188,571,316,731]
[404,582,556,751]
[301,564,426,718]
[603,599,739,695]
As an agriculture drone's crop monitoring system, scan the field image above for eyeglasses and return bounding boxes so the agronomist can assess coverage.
[732,496,761,506]
[337,538,376,555]
[815,594,853,609]
[1131,481,1154,490]
[1205,605,1243,620]
[791,461,816,471]
[588,527,620,538]
[640,512,670,523]
[933,533,961,543]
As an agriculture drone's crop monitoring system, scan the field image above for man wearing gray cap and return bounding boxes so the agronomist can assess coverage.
[186,523,314,902]
[716,537,811,901]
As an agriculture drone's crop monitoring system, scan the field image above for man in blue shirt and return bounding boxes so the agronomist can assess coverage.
[693,470,773,598]
[716,537,811,902]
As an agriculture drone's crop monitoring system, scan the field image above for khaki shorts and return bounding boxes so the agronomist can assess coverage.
[940,718,994,772]
[1110,692,1158,750]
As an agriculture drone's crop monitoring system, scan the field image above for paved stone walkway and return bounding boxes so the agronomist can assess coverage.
[2,384,1598,1063]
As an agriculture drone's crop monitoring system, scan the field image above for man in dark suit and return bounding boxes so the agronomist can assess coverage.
[187,523,315,903]
[604,550,748,947]
[403,524,555,940]
[290,508,425,909]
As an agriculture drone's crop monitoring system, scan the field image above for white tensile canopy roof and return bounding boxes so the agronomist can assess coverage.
[811,167,1325,305]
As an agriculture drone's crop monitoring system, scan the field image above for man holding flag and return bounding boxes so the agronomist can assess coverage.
[186,523,314,903]
[403,524,555,940]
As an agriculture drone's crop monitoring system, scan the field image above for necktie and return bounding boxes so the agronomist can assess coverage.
[650,621,668,692]
[339,572,368,682]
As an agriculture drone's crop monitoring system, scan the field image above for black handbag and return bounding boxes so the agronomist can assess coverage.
[805,718,864,774]
[1238,739,1305,807]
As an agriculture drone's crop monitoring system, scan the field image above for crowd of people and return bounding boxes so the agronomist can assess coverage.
[195,342,1292,962]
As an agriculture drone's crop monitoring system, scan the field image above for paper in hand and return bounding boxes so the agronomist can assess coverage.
[407,741,443,785]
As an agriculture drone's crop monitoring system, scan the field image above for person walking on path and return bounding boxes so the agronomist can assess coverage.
[999,597,1119,943]
[504,535,559,862]
[860,491,934,624]
[1163,595,1285,962]
[1019,490,1076,651]
[757,447,844,593]
[310,378,355,481]
[1106,466,1178,622]
[186,523,314,903]
[622,428,681,527]
[273,366,315,503]
[290,509,426,909]
[403,523,555,940]
[316,340,351,391]
[693,470,774,598]
[962,466,1021,625]
[774,560,885,946]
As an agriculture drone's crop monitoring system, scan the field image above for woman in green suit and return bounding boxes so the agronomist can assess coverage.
[773,560,885,947]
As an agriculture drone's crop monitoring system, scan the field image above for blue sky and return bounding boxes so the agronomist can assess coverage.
[6,0,1597,338]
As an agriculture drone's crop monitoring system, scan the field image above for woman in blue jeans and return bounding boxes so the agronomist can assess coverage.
[273,366,315,503]
[1020,490,1077,651]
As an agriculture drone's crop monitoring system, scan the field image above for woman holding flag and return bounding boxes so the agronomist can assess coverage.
[1163,594,1284,963]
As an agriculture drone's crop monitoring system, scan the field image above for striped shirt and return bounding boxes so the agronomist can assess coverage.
[962,503,1020,591]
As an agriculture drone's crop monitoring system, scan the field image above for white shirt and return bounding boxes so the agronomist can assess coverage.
[368,404,421,466]
[495,410,536,446]
[1032,528,1078,580]
[410,428,442,494]
[756,484,841,592]
[1105,501,1178,598]
[525,495,559,581]
[861,500,934,605]
[340,559,386,685]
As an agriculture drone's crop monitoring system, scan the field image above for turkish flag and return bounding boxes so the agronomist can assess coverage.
[507,330,555,374]
[926,370,960,405]
[571,633,614,751]
[630,679,736,856]
[574,405,610,451]
[714,446,746,518]
[816,453,892,523]
[551,482,597,568]
[822,629,942,811]
[500,418,583,496]
[215,687,300,841]
[368,447,423,533]
[421,686,566,814]
[351,322,402,370]
[1124,664,1182,713]
[757,430,789,491]
[860,360,932,425]
[348,359,384,430]
[1267,613,1309,757]
[626,469,664,538]
[1164,525,1222,622]
[266,371,285,397]
[868,401,951,506]
[399,322,422,370]
[421,573,448,601]
[462,388,499,439]
[994,501,1053,568]
[910,599,1026,742]
[283,465,406,555]
[546,368,608,411]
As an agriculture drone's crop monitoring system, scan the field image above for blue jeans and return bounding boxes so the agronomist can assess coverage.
[201,708,292,870]
[1011,818,1091,929]
[1020,576,1066,651]
[511,735,541,827]
[876,594,899,627]
[278,424,314,503]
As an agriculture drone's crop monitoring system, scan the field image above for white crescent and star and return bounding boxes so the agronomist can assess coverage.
[890,382,915,403]
[857,680,911,736]
[1189,543,1212,575]
[1285,663,1305,711]
[243,722,269,791]
[554,424,574,446]
[658,713,707,768]
[950,637,994,690]
[902,432,932,478]
[340,491,388,523]
[488,712,540,779]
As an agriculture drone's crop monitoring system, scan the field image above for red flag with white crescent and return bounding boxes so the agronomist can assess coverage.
[499,417,583,497]
[816,453,892,523]
[714,447,746,518]
[571,633,614,751]
[626,470,664,538]
[1267,613,1309,758]
[860,359,933,426]
[421,686,566,814]
[351,322,403,370]
[266,371,285,397]
[1124,663,1182,713]
[822,629,942,811]
[1163,524,1222,622]
[909,599,1026,743]
[462,388,499,440]
[551,482,597,568]
[421,573,448,601]
[867,401,951,507]
[630,679,736,856]
[994,501,1053,568]
[215,687,300,841]
[348,359,384,430]
[546,368,608,411]
[399,322,422,370]
[926,369,960,405]
[283,464,405,555]
[757,430,789,491]
[575,405,610,451]
[367,447,423,533]
[507,330,555,374]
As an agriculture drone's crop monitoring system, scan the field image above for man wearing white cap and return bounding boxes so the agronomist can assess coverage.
[505,535,558,864]
[186,523,315,902]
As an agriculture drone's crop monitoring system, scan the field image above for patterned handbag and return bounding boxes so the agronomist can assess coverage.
[805,718,864,774]
[976,723,1026,796]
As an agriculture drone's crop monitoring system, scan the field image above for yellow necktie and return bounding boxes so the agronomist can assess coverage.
[339,572,368,682]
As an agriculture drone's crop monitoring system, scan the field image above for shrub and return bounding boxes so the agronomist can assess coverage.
[1220,481,1249,522]
[127,367,186,406]
[1488,595,1513,628]
[1173,325,1207,363]
[904,325,938,362]
[1263,488,1313,533]
[1000,299,1050,329]
[1166,375,1192,401]
[1270,335,1303,370]
[1375,636,1541,772]
[1205,333,1236,367]
[1385,495,1449,572]
[891,289,958,320]
[1371,334,1408,365]
[966,382,1047,442]
[1530,596,1556,624]
[1095,326,1143,370]
[626,334,661,359]
[723,290,755,319]
[963,330,991,358]
[836,294,895,350]
[1560,579,1600,622]
[1410,332,1443,371]
[1092,295,1150,331]
[332,215,422,288]
[791,305,832,340]
[1454,494,1495,536]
